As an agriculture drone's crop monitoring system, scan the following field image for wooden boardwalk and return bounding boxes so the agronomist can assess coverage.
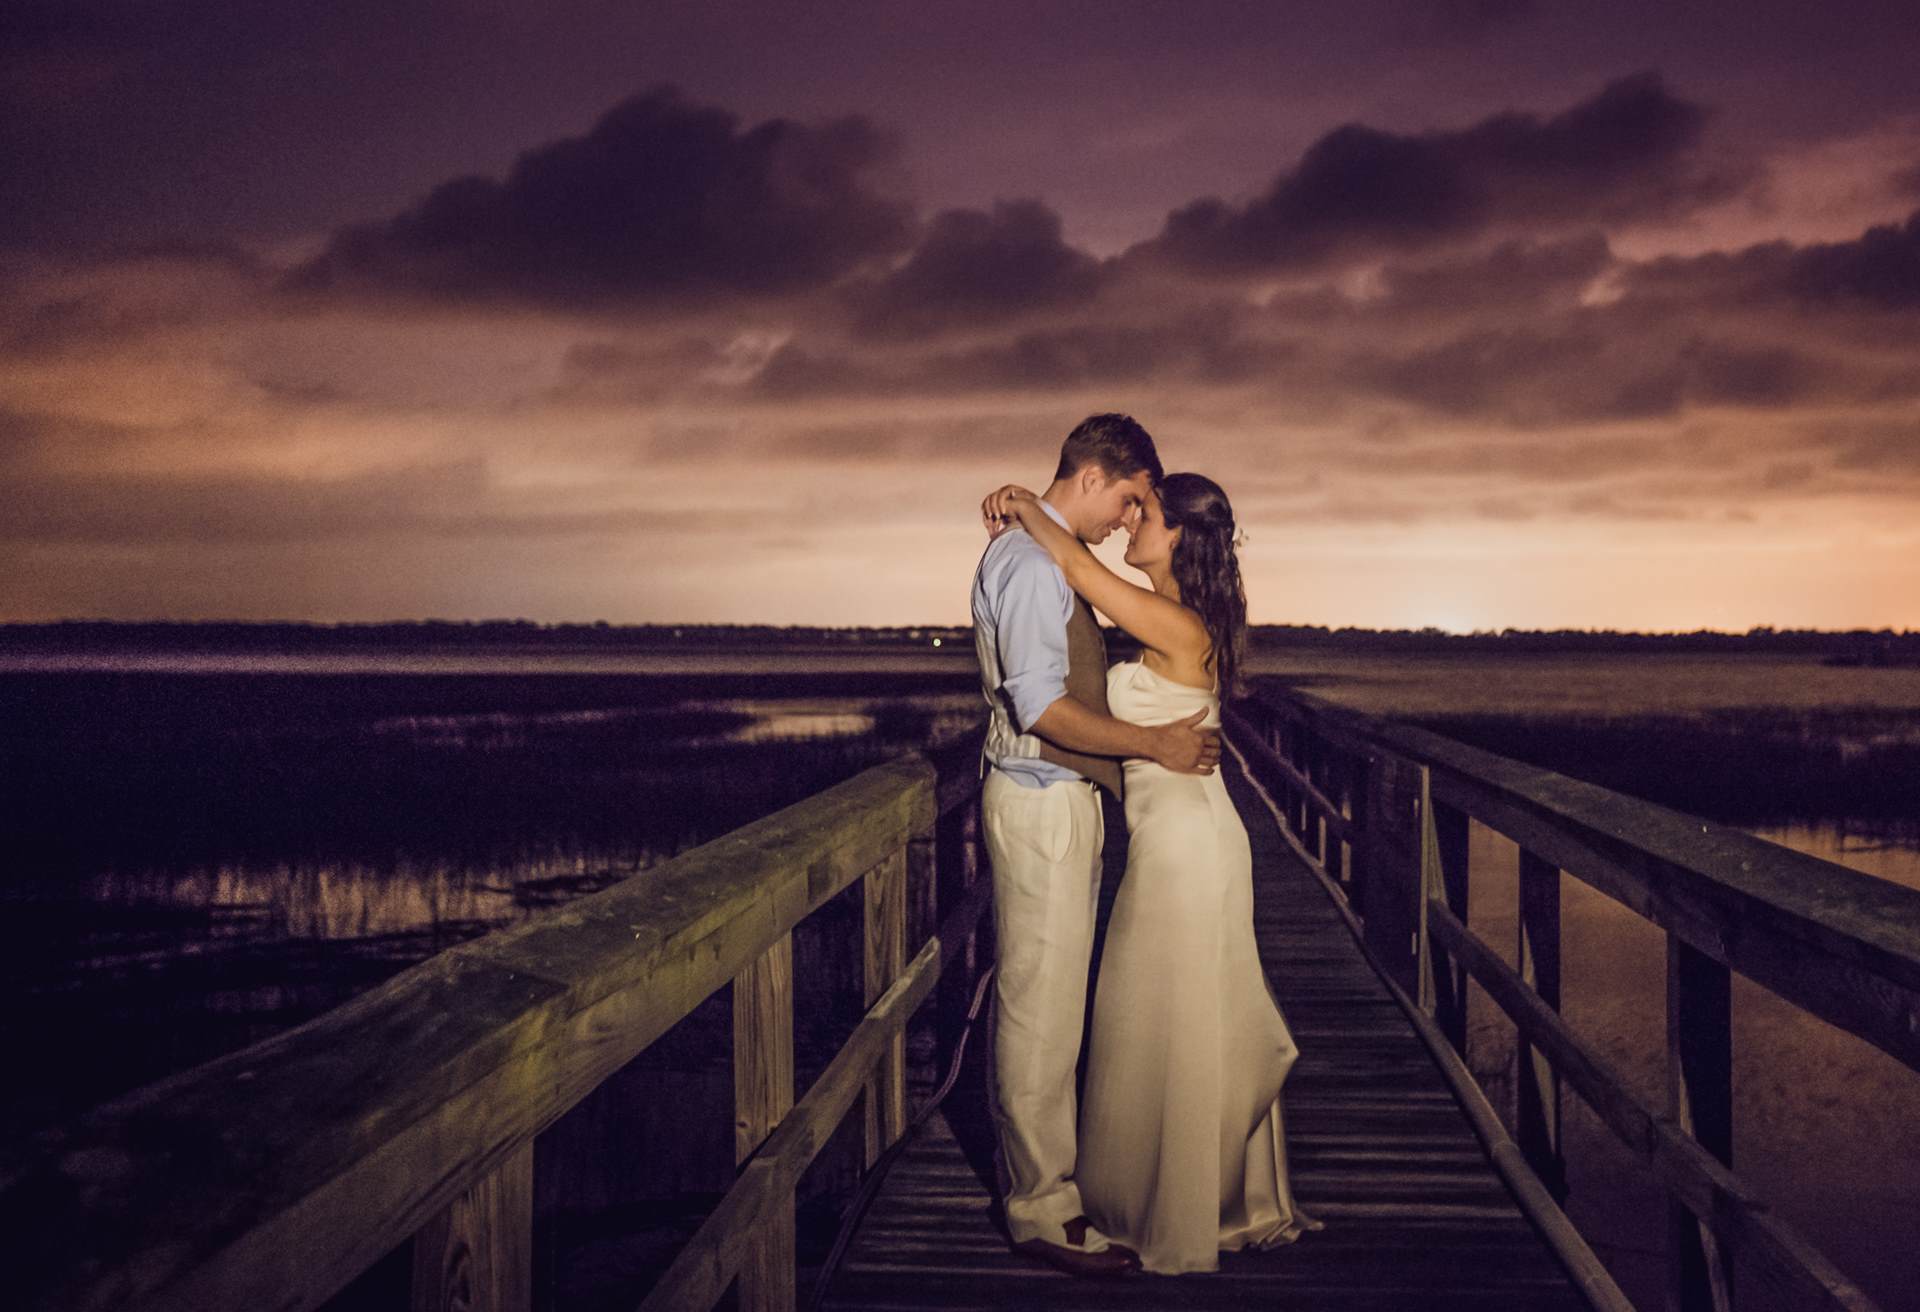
[818,754,1589,1311]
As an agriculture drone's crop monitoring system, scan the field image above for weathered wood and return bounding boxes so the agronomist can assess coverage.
[1427,900,1880,1312]
[863,847,910,1166]
[1361,752,1422,995]
[824,752,1619,1312]
[1225,707,1354,847]
[1268,691,1920,1078]
[932,800,978,1073]
[906,834,938,970]
[1332,742,1358,886]
[1516,849,1565,1199]
[1418,767,1441,1017]
[1667,931,1734,1312]
[641,872,994,1312]
[3,754,941,1312]
[1432,798,1471,1055]
[734,935,796,1312]
[408,1142,532,1312]
[930,735,986,819]
[1313,733,1328,868]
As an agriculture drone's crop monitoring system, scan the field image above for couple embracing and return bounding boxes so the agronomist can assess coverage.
[970,413,1320,1278]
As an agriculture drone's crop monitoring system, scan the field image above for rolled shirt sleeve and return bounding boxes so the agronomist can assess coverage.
[991,549,1074,733]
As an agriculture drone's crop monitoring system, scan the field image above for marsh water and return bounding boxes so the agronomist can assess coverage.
[4,643,1918,1309]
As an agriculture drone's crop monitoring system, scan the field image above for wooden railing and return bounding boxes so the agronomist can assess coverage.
[4,738,991,1312]
[1229,687,1920,1312]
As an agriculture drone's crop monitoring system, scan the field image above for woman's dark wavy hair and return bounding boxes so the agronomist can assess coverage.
[1159,472,1247,698]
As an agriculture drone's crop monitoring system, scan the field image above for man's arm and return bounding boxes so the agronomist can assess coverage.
[991,545,1219,775]
[1030,695,1220,775]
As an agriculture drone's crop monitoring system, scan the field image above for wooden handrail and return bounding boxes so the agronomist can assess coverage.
[1426,900,1878,1312]
[1222,732,1634,1311]
[1242,688,1920,1073]
[4,741,987,1312]
[640,872,994,1311]
[1224,708,1353,845]
[1234,686,1920,1312]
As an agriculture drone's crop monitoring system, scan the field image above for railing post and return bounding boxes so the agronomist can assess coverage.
[1667,931,1734,1312]
[1348,749,1372,914]
[734,933,796,1312]
[907,830,938,967]
[1517,849,1566,1200]
[935,798,979,1069]
[1431,799,1471,1056]
[1360,751,1422,995]
[1293,723,1311,839]
[409,1142,533,1312]
[1335,746,1357,886]
[864,846,909,1166]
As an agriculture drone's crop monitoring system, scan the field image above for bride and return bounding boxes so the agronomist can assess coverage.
[982,472,1321,1275]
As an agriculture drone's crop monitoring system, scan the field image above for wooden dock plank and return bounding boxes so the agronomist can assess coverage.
[819,754,1590,1310]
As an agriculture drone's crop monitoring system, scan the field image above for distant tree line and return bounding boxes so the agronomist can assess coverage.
[1246,624,1920,663]
[0,620,969,651]
[2,619,1916,663]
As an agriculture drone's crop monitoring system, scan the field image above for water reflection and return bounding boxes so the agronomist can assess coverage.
[84,847,657,944]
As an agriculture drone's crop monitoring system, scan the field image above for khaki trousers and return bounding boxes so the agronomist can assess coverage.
[980,769,1105,1245]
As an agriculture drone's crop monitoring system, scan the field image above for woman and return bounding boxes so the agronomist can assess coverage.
[981,472,1320,1275]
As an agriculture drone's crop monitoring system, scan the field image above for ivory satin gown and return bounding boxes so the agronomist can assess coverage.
[1077,659,1321,1274]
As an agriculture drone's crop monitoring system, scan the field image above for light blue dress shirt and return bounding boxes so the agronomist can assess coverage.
[971,499,1083,789]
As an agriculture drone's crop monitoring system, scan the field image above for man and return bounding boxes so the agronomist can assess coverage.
[970,413,1220,1278]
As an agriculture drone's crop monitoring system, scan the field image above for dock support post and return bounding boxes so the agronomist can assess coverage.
[1431,798,1471,1057]
[1361,753,1422,996]
[734,933,796,1312]
[864,846,909,1166]
[409,1141,533,1312]
[1517,849,1566,1200]
[1667,931,1734,1312]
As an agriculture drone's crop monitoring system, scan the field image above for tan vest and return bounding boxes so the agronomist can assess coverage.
[1034,596,1125,797]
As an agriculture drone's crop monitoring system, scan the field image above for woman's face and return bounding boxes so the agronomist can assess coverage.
[1123,488,1180,570]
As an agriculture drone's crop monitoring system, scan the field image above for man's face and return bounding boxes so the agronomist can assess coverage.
[1079,467,1153,544]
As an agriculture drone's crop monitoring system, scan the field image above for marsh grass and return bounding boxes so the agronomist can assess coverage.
[0,671,968,1134]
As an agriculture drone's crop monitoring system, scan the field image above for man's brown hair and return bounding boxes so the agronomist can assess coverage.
[1053,413,1162,485]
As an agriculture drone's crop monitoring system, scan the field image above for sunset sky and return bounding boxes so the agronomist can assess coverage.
[3,1,1918,630]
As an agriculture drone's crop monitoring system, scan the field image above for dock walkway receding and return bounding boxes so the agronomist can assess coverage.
[818,755,1588,1310]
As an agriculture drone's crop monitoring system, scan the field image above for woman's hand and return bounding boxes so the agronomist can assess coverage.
[981,484,1040,538]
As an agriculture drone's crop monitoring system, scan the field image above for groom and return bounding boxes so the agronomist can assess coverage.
[970,413,1220,1278]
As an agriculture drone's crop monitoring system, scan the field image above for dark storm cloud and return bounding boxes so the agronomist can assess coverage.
[1372,233,1615,314]
[1139,73,1737,274]
[846,200,1105,337]
[1629,209,1920,312]
[1,242,264,355]
[925,310,1274,391]
[779,414,1056,462]
[1781,210,1920,308]
[290,87,915,307]
[1346,321,1846,425]
[0,447,739,547]
[0,452,496,545]
[752,304,1277,399]
[1405,0,1540,45]
[546,336,734,404]
[1821,418,1920,472]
